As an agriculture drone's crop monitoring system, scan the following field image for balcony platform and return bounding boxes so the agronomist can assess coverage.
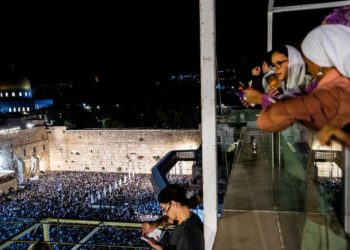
[214,128,302,250]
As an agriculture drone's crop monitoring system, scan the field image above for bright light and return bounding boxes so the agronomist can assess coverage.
[82,103,91,111]
[316,162,342,178]
[0,127,21,134]
[312,138,342,151]
[26,123,34,129]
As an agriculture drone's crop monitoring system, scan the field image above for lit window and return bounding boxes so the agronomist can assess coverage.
[13,107,16,112]
[5,92,8,97]
[27,107,30,111]
[9,108,12,112]
[0,93,2,97]
[12,92,15,97]
[22,107,25,111]
[25,92,27,96]
[19,92,22,97]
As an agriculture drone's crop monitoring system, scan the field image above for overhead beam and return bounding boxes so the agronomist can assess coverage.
[267,0,350,51]
[272,1,350,13]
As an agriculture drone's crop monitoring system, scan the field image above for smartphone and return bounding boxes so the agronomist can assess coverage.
[147,228,164,240]
[140,236,150,242]
[234,85,246,99]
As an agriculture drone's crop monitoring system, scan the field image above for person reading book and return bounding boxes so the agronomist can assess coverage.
[141,184,204,250]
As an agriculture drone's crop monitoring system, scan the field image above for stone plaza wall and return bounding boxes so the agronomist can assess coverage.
[48,127,201,174]
[0,179,17,194]
[0,126,50,181]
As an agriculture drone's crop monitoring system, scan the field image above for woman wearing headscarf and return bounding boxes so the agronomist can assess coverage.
[257,24,350,132]
[316,5,350,147]
[243,45,311,108]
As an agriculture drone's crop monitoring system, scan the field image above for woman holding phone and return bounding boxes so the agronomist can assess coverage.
[257,24,350,132]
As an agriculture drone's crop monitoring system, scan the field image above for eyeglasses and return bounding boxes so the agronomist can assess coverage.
[271,60,288,69]
[161,203,172,216]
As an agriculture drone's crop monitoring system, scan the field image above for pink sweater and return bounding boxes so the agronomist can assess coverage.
[257,69,350,132]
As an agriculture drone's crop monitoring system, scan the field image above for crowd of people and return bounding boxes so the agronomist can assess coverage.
[0,171,193,249]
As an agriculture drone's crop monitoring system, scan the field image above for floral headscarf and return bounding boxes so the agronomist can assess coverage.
[324,5,350,26]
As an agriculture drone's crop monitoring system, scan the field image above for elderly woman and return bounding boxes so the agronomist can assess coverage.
[244,45,310,107]
[257,24,350,132]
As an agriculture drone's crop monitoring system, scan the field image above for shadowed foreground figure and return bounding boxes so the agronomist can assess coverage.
[141,184,204,250]
[28,242,53,250]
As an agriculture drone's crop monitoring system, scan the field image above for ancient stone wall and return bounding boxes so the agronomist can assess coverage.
[0,126,50,181]
[0,179,17,194]
[48,127,201,174]
[0,126,201,175]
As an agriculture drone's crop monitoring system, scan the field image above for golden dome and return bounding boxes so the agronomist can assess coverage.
[0,71,31,90]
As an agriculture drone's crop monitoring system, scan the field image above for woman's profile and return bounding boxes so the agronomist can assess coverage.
[141,184,204,250]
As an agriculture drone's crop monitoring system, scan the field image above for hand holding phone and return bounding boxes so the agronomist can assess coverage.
[140,236,163,250]
[147,228,163,241]
[140,236,150,242]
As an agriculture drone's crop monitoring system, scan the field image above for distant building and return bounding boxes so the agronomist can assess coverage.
[0,71,53,114]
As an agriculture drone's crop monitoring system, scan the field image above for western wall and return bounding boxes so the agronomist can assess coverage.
[47,127,200,174]
[0,126,200,193]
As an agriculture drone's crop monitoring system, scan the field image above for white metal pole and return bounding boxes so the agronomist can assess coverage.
[267,11,273,51]
[267,0,275,51]
[200,0,218,249]
[345,148,350,234]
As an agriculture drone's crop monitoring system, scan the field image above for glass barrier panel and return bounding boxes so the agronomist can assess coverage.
[274,123,348,249]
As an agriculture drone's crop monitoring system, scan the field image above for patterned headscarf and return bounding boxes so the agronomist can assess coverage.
[301,24,350,78]
[324,5,350,26]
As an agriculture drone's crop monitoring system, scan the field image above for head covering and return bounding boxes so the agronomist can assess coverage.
[262,70,275,91]
[324,5,350,26]
[284,45,310,92]
[301,24,350,78]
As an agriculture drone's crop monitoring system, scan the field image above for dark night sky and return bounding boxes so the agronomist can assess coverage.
[0,0,334,90]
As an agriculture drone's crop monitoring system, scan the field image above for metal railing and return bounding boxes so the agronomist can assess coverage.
[151,149,199,195]
[0,217,158,250]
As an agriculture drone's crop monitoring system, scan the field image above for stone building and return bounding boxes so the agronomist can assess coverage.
[0,70,52,114]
